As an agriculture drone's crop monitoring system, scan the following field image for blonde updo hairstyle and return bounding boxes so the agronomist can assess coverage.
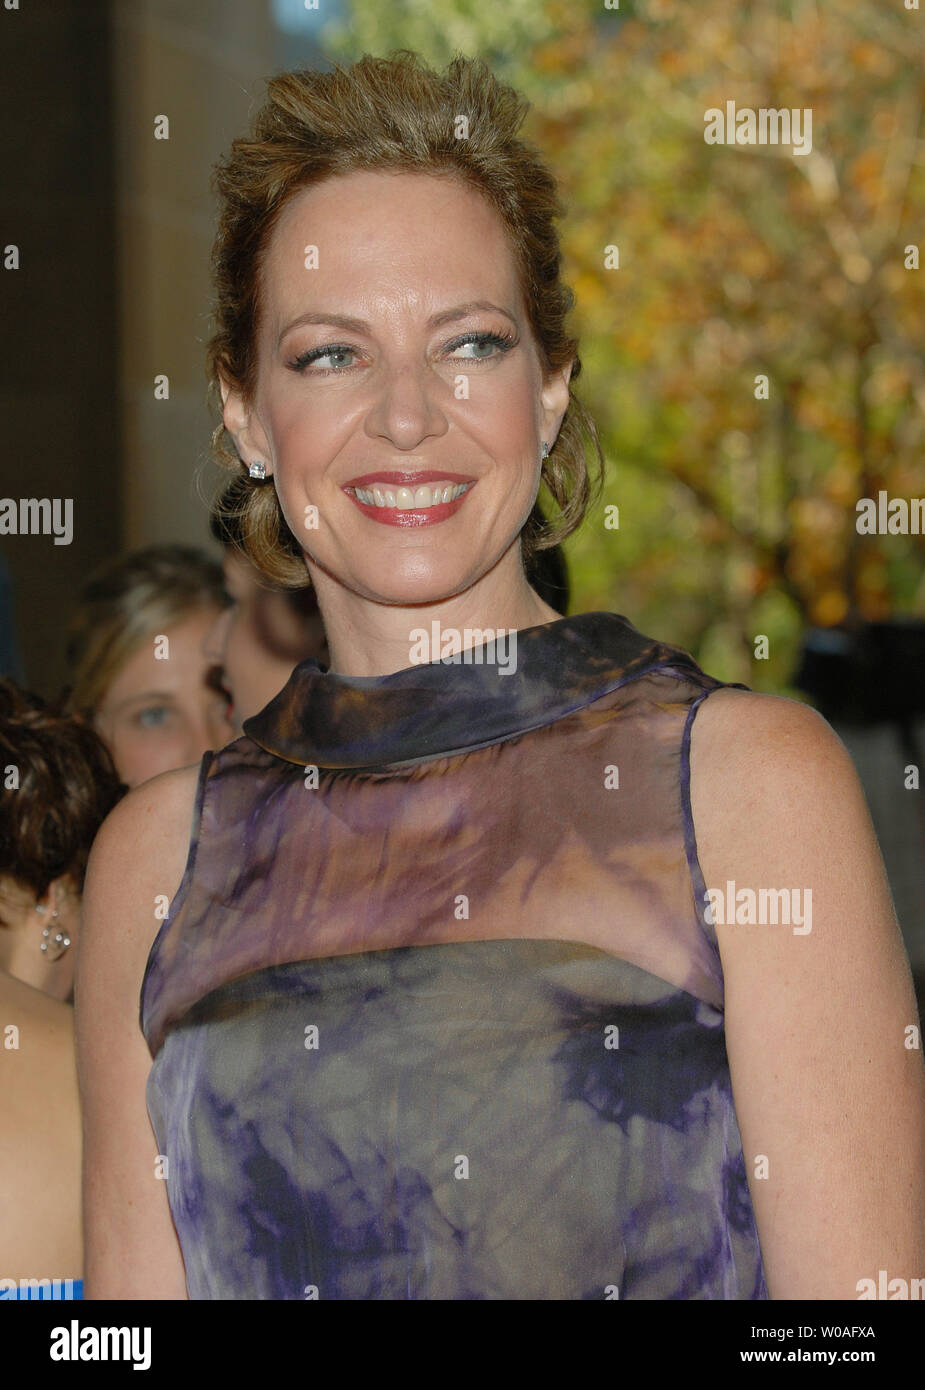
[207,50,604,586]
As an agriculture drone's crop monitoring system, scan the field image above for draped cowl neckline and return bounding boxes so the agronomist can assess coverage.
[242,610,716,771]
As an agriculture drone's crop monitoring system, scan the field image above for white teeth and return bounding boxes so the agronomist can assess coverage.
[352,481,470,509]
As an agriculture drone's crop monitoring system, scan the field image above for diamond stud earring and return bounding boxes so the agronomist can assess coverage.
[248,461,268,480]
[541,441,549,460]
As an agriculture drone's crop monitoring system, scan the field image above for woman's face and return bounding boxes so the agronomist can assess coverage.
[223,169,571,608]
[94,606,235,787]
[204,549,328,730]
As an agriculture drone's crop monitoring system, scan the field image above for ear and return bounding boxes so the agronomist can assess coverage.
[220,375,274,475]
[38,873,77,918]
[539,360,573,451]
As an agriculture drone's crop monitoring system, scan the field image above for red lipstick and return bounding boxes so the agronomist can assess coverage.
[342,473,477,527]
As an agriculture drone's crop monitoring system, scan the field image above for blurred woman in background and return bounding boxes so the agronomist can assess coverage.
[0,680,123,1299]
[64,545,235,787]
[206,479,328,730]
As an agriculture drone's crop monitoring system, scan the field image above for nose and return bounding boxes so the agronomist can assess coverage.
[363,357,450,452]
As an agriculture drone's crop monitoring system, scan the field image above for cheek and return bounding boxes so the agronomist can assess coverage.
[266,402,340,533]
[109,728,176,787]
[469,384,542,487]
[265,383,341,463]
[206,607,234,657]
[224,608,259,672]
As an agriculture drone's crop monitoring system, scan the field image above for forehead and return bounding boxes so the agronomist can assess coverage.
[257,169,523,327]
[104,609,218,697]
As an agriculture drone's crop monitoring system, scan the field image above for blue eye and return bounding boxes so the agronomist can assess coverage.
[289,344,358,373]
[287,330,516,375]
[445,331,516,360]
[136,706,172,729]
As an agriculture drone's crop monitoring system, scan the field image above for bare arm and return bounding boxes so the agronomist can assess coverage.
[75,764,201,1300]
[691,688,925,1299]
[0,974,81,1278]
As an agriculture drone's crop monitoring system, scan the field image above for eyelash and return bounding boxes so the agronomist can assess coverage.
[287,330,517,375]
[135,705,172,728]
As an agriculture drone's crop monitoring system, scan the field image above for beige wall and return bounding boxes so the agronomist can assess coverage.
[111,1,274,549]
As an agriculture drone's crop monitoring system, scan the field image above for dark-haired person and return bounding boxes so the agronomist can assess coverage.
[79,54,924,1300]
[64,545,235,787]
[0,681,123,1299]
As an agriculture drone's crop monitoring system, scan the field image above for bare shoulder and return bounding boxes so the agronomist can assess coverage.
[690,685,853,792]
[0,968,73,1036]
[87,759,203,889]
[685,691,925,1296]
[76,763,203,1299]
[0,974,77,1125]
[0,972,76,1110]
[688,683,899,934]
[688,686,873,875]
[79,761,204,1004]
[0,973,81,1275]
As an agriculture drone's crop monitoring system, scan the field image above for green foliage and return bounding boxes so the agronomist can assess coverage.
[323,0,561,77]
[323,0,925,690]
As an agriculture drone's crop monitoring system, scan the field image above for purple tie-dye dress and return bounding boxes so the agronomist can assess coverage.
[140,610,768,1299]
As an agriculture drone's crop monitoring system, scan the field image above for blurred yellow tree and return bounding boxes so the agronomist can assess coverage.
[324,0,925,688]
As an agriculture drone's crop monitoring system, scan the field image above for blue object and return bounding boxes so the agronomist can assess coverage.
[2,1278,83,1299]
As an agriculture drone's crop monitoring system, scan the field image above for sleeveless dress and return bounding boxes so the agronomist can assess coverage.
[140,610,768,1300]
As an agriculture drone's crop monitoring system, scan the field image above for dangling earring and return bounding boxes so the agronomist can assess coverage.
[248,461,268,480]
[38,907,71,962]
[541,441,549,461]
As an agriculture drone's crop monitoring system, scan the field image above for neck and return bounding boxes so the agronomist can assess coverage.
[305,548,563,677]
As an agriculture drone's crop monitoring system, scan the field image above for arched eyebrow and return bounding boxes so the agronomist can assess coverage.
[277,301,518,346]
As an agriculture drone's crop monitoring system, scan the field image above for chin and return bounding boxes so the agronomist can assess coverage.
[355,556,489,608]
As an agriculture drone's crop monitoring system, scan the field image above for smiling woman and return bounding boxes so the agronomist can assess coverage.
[215,162,587,653]
[76,51,925,1302]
